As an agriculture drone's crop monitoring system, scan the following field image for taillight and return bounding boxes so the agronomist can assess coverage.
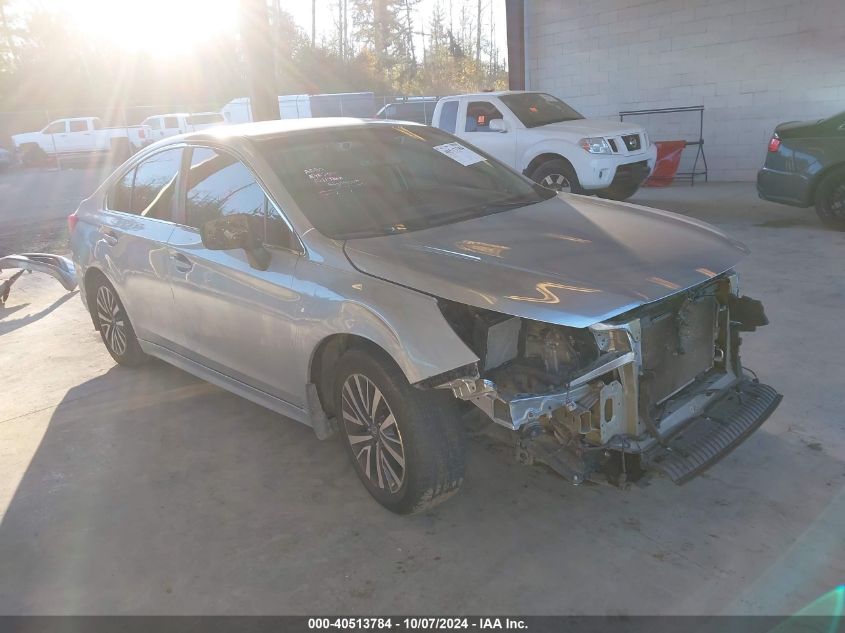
[67,213,78,233]
[768,136,781,152]
[139,129,146,139]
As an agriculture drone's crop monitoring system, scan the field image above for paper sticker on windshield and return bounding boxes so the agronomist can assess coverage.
[433,142,486,166]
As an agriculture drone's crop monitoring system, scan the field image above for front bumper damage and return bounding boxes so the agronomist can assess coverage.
[439,278,781,487]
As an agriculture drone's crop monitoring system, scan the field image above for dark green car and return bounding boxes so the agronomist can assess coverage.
[757,110,845,228]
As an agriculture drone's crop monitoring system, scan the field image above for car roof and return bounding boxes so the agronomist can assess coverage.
[181,117,422,143]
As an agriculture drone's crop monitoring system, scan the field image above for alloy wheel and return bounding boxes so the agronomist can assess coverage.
[341,374,406,493]
[96,285,128,357]
[541,173,572,193]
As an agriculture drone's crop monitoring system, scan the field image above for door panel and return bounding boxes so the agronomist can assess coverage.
[97,147,184,345]
[166,147,304,406]
[459,100,516,168]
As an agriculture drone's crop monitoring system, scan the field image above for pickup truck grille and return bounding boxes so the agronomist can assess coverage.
[622,133,641,152]
[640,296,718,411]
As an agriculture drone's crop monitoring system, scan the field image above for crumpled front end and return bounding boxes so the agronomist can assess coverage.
[433,273,781,486]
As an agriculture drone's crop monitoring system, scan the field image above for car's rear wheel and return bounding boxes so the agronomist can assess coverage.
[90,277,148,366]
[531,159,583,194]
[334,348,465,514]
[814,167,845,230]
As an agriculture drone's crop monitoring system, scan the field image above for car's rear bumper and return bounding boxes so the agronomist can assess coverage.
[757,167,813,207]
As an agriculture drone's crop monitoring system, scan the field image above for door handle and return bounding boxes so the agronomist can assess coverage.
[170,252,193,273]
[100,228,118,245]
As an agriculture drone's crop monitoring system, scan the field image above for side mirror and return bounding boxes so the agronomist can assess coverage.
[201,213,263,251]
[489,118,507,133]
[201,214,270,270]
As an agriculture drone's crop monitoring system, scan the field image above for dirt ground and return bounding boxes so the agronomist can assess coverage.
[1,169,843,615]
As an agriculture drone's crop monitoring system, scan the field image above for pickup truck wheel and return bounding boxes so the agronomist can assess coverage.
[91,278,148,366]
[531,159,582,194]
[20,144,47,167]
[598,182,640,201]
[334,348,465,514]
[814,167,845,229]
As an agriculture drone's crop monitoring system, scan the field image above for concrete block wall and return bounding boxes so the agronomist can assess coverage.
[525,0,845,181]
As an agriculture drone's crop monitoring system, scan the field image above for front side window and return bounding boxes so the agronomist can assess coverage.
[184,148,267,234]
[69,120,88,133]
[130,147,183,219]
[465,101,504,133]
[107,168,135,213]
[499,92,583,128]
[436,101,458,133]
[44,121,66,134]
[255,125,554,239]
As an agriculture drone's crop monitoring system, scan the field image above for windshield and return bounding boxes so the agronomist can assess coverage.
[500,92,584,128]
[254,125,555,239]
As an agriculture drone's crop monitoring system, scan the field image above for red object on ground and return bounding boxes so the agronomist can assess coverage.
[644,140,687,187]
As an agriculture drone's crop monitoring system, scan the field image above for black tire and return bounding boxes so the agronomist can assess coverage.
[598,182,640,201]
[89,276,148,366]
[20,144,47,167]
[334,348,465,514]
[530,159,583,194]
[814,167,845,230]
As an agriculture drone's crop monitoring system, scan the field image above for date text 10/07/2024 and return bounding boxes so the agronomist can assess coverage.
[307,618,528,630]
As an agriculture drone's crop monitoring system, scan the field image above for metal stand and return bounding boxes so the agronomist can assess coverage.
[619,105,708,185]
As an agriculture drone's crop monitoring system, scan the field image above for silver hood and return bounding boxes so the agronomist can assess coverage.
[344,195,749,328]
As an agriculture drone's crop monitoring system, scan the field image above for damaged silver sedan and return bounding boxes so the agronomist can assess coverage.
[69,119,780,513]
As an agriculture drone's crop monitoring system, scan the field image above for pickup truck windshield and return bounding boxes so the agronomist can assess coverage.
[500,93,584,128]
[255,125,555,239]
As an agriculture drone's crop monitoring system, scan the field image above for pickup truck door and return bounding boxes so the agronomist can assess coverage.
[457,100,517,168]
[43,120,70,154]
[66,119,92,152]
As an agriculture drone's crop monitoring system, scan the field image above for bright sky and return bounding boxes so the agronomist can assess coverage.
[37,0,506,61]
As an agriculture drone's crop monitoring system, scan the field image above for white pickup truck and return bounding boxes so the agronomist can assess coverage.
[12,117,151,165]
[140,112,226,142]
[431,91,657,200]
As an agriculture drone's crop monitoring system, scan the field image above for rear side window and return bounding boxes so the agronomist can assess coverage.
[130,148,183,219]
[91,119,103,130]
[163,116,180,129]
[146,117,162,130]
[437,101,458,133]
[184,148,267,233]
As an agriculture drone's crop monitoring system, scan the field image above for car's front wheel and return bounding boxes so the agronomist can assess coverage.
[814,167,845,230]
[334,348,465,514]
[90,277,148,366]
[530,159,583,194]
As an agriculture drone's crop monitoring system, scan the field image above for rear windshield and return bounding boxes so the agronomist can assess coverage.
[254,125,554,239]
[500,93,583,128]
[187,113,224,125]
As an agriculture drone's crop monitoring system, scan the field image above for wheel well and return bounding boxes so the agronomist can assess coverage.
[524,153,571,179]
[808,161,845,204]
[83,267,109,330]
[309,334,396,418]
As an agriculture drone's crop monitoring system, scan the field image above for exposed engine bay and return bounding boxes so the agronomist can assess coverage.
[432,273,782,487]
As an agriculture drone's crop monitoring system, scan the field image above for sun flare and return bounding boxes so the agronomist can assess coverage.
[46,0,239,56]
